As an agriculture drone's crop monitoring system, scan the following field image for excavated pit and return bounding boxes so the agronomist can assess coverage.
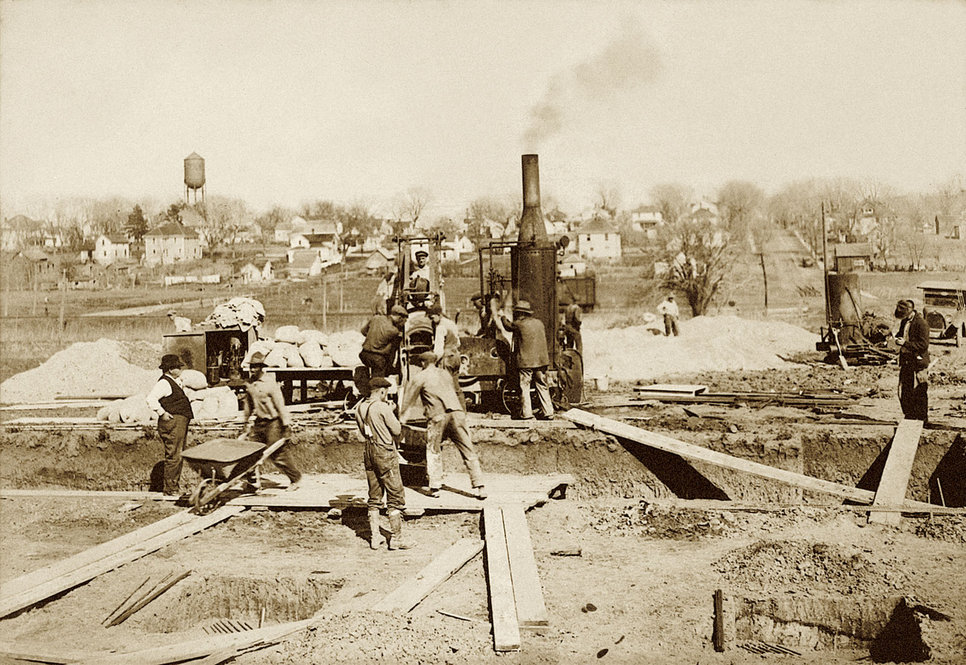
[138,574,339,633]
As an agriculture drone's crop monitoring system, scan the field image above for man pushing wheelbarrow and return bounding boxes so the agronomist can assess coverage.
[239,351,302,492]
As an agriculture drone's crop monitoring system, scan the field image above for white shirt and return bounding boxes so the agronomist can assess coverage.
[433,316,461,358]
[145,373,184,418]
[657,300,679,317]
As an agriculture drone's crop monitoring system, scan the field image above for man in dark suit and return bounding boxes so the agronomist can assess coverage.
[894,299,930,421]
[499,300,554,420]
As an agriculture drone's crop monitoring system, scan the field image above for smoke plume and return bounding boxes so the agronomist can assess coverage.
[523,22,663,148]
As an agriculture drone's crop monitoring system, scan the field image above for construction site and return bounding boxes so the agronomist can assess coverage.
[1,153,965,665]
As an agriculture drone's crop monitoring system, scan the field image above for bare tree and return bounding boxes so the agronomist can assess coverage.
[658,218,733,316]
[716,180,764,240]
[392,187,432,228]
[649,183,693,226]
[749,214,777,309]
[255,205,289,247]
[203,197,250,258]
[594,181,621,219]
[338,201,377,255]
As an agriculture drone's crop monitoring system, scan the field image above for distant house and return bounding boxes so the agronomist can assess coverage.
[12,247,60,288]
[287,249,324,278]
[853,199,896,239]
[237,259,273,283]
[2,215,44,251]
[833,243,873,272]
[631,205,664,238]
[144,222,203,266]
[364,247,395,275]
[94,234,131,265]
[289,227,341,264]
[559,253,588,277]
[575,218,622,260]
[439,236,475,262]
[77,241,95,264]
[179,207,209,247]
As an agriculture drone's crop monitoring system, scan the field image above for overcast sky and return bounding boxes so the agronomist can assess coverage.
[1,0,964,219]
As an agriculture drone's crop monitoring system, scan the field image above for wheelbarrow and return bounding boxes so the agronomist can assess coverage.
[182,436,289,514]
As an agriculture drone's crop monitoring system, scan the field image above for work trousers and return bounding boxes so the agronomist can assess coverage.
[664,314,679,337]
[898,364,929,422]
[519,366,554,419]
[359,349,392,378]
[364,442,406,512]
[425,410,483,490]
[158,414,190,495]
[251,418,302,484]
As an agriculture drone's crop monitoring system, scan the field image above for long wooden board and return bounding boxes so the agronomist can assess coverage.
[0,506,244,618]
[562,409,935,509]
[868,419,924,526]
[483,506,521,652]
[501,504,548,627]
[373,539,484,613]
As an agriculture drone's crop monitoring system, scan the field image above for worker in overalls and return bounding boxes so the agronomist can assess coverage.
[355,377,411,550]
[241,352,302,491]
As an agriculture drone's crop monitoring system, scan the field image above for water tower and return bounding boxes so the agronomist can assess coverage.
[183,152,206,205]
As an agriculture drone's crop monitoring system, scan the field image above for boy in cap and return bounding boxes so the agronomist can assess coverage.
[657,294,680,336]
[146,354,194,495]
[240,352,302,491]
[894,299,930,421]
[497,300,554,420]
[400,351,486,499]
[355,376,410,550]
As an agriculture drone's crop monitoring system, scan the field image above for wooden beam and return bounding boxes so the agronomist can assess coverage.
[501,504,548,627]
[0,506,244,618]
[373,539,483,613]
[562,409,936,510]
[869,419,924,526]
[483,506,521,652]
[0,489,169,500]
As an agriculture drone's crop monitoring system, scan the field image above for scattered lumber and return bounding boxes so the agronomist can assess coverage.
[501,504,548,627]
[561,409,936,510]
[105,570,191,626]
[868,420,924,526]
[637,384,708,395]
[483,506,521,652]
[0,642,93,664]
[0,489,168,500]
[629,388,851,407]
[0,506,243,618]
[373,539,484,613]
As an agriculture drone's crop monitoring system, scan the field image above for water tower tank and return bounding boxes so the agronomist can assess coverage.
[184,152,205,189]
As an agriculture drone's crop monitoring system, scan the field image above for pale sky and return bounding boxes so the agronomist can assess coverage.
[1,0,964,219]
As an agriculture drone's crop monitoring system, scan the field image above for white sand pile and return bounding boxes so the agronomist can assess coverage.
[0,339,160,404]
[583,315,816,383]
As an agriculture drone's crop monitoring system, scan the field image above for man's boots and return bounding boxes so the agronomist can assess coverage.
[368,508,383,550]
[387,509,413,550]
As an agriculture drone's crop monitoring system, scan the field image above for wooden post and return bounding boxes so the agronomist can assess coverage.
[322,277,328,330]
[713,589,725,652]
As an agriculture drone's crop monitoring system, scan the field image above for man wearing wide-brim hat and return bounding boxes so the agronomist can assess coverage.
[893,298,930,421]
[497,300,554,420]
[240,351,302,491]
[145,354,194,495]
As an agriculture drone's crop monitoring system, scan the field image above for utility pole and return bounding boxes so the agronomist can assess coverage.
[821,202,830,326]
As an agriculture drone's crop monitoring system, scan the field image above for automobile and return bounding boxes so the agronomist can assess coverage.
[917,281,966,347]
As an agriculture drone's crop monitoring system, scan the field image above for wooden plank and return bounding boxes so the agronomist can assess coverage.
[1,510,197,601]
[636,384,708,395]
[373,539,483,612]
[0,506,244,618]
[869,419,924,526]
[483,506,520,652]
[562,409,935,509]
[0,489,168,500]
[501,504,548,627]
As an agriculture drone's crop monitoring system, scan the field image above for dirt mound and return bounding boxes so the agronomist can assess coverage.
[583,315,816,383]
[0,339,159,404]
[914,516,966,544]
[716,539,907,596]
[587,502,736,540]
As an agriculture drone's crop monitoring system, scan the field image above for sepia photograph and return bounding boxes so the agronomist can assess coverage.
[0,0,964,662]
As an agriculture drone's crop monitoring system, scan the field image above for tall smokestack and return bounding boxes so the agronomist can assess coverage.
[518,154,547,244]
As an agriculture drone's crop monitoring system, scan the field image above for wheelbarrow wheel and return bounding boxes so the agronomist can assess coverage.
[191,477,222,515]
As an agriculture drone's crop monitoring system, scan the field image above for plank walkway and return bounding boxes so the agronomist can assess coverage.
[562,409,935,510]
[868,419,924,526]
[501,504,548,627]
[373,539,483,613]
[483,506,521,652]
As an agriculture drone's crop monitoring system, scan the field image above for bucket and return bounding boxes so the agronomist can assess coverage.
[594,376,609,392]
[206,365,221,385]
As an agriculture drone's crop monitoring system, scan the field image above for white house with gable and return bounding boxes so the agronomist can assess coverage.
[575,218,622,260]
[94,234,131,265]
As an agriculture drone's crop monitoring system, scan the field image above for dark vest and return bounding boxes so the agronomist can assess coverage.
[159,375,193,419]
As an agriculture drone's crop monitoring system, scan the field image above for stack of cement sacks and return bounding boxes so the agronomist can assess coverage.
[240,326,363,370]
[95,369,240,423]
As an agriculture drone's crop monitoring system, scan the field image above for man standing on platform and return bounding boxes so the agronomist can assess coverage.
[400,351,486,499]
[355,377,411,550]
[146,354,193,496]
[360,305,408,379]
[241,352,302,491]
[498,300,554,421]
[894,299,930,421]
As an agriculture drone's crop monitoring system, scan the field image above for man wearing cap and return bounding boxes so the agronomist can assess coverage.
[360,306,408,380]
[498,300,554,420]
[894,299,930,421]
[355,377,411,550]
[427,303,464,406]
[657,294,679,337]
[409,249,430,290]
[241,352,302,491]
[145,354,193,496]
[400,351,486,499]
